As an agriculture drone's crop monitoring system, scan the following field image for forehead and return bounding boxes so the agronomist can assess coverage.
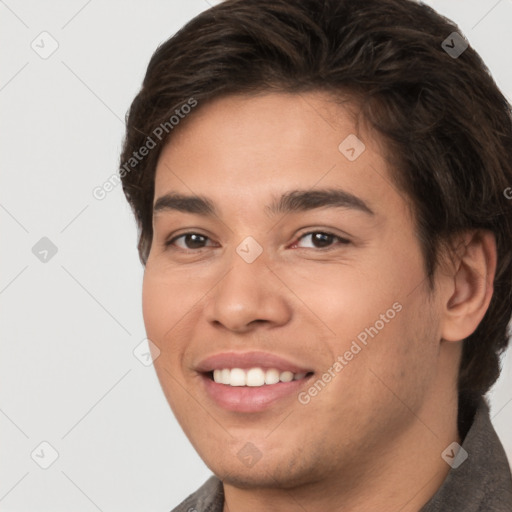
[157,91,364,166]
[153,92,406,221]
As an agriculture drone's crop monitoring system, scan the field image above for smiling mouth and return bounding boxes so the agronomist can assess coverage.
[206,368,315,387]
[196,351,316,411]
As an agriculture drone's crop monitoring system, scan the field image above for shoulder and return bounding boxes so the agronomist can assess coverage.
[170,475,224,512]
[421,396,512,511]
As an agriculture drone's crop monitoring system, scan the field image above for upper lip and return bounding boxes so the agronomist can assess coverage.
[195,351,314,374]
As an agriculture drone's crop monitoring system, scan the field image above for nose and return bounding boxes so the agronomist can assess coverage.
[204,250,292,333]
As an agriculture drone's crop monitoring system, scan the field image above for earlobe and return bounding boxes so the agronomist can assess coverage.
[441,230,497,342]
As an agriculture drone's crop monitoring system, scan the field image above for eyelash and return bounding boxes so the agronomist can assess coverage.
[164,230,351,252]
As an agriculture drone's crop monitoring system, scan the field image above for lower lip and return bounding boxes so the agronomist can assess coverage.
[201,373,313,412]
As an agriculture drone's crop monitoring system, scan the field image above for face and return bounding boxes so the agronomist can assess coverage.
[143,92,446,489]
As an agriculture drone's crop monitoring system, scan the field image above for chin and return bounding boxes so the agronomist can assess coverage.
[202,448,318,491]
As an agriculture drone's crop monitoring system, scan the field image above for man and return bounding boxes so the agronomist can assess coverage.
[119,0,512,510]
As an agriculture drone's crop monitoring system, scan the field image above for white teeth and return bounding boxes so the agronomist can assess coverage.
[220,368,231,385]
[264,368,280,385]
[246,368,265,387]
[279,371,294,382]
[230,368,246,386]
[212,367,309,386]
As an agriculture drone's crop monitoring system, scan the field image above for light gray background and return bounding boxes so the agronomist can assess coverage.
[1,1,511,510]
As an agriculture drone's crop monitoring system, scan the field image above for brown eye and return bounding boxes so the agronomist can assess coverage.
[295,231,350,249]
[166,233,211,250]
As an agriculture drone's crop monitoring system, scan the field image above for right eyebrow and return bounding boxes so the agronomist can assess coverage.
[153,193,217,217]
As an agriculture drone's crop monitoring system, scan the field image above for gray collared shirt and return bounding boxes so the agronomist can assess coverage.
[171,397,512,511]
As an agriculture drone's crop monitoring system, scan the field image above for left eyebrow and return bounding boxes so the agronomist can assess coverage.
[266,188,375,217]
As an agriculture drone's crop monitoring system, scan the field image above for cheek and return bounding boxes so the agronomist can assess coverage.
[142,270,197,415]
[359,292,441,417]
[142,273,166,339]
[142,264,211,380]
[286,261,405,346]
[307,248,437,405]
[142,262,197,334]
[142,269,187,356]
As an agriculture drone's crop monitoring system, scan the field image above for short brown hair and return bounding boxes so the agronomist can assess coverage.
[120,0,512,402]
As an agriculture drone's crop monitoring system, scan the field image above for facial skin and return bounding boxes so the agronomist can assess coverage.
[142,92,496,512]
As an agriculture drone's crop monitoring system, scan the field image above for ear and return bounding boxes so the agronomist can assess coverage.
[441,230,497,342]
